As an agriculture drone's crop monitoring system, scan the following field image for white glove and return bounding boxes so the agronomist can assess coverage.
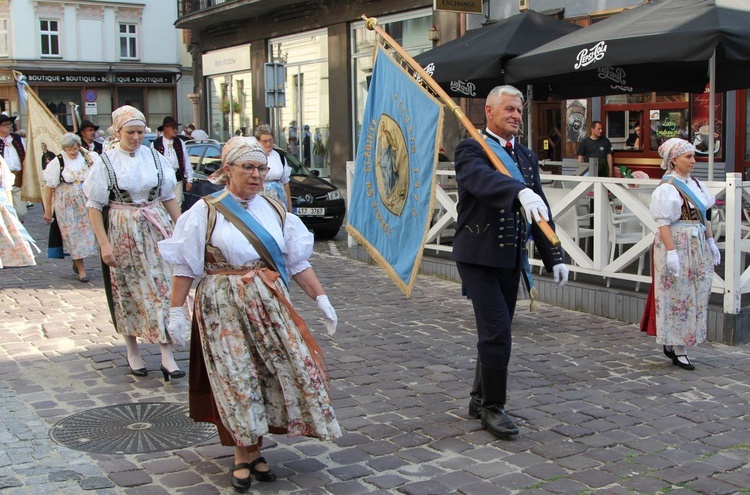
[316,295,338,336]
[517,188,549,224]
[666,250,680,276]
[552,263,569,287]
[167,306,188,347]
[707,238,721,266]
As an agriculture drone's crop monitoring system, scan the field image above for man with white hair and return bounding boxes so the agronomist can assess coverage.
[453,85,568,440]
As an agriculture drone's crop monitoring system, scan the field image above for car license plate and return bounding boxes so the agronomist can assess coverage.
[296,207,325,216]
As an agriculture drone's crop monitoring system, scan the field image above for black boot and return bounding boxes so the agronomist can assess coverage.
[468,358,482,419]
[479,364,519,439]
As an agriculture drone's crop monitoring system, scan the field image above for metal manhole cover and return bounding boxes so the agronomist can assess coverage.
[49,403,217,454]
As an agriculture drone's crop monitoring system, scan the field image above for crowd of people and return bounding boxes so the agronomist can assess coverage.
[0,87,721,490]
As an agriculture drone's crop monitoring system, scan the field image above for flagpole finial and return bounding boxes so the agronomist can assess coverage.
[363,15,379,31]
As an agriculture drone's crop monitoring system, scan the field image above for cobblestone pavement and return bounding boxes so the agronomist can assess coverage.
[1,207,750,495]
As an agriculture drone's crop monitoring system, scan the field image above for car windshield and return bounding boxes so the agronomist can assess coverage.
[280,150,314,176]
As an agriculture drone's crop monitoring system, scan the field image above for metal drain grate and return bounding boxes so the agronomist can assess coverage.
[50,403,217,454]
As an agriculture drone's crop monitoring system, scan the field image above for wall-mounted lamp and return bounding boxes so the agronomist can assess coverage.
[428,25,440,42]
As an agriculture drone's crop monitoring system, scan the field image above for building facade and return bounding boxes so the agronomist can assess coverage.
[0,0,193,133]
[176,0,464,183]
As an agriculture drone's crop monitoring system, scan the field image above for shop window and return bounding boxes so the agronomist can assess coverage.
[119,24,138,60]
[648,109,689,150]
[0,18,9,57]
[147,88,174,132]
[351,9,432,151]
[117,88,144,115]
[38,89,81,130]
[40,20,60,57]
[270,30,330,173]
[745,91,750,162]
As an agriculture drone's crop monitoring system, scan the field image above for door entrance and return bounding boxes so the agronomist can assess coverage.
[535,102,563,162]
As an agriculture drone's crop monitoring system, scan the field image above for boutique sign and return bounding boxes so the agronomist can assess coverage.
[25,72,175,85]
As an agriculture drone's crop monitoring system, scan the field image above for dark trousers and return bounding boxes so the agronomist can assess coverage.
[456,261,521,368]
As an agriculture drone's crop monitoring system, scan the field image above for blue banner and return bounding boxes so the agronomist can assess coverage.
[347,45,444,297]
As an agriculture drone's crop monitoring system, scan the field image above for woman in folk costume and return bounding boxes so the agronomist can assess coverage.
[255,124,292,212]
[644,138,720,370]
[0,156,38,268]
[83,105,185,380]
[159,136,340,493]
[42,133,98,282]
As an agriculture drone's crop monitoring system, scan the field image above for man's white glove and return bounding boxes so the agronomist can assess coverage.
[707,238,721,266]
[167,306,188,347]
[517,188,549,224]
[316,295,338,336]
[666,250,680,276]
[552,263,569,287]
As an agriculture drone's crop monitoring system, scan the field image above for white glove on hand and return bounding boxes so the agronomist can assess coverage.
[666,250,680,276]
[316,295,338,336]
[552,263,569,287]
[167,306,188,347]
[517,188,550,224]
[707,238,721,266]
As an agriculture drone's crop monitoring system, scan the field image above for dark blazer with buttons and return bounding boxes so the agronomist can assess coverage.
[451,136,564,272]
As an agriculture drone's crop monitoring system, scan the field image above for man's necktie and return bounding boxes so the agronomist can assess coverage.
[504,141,514,160]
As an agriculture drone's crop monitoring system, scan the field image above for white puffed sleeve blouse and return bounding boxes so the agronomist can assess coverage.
[650,174,715,227]
[158,190,313,279]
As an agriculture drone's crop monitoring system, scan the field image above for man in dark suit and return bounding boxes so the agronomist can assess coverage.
[453,85,568,439]
[77,120,103,154]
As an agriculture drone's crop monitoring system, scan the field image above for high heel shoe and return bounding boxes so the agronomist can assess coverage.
[128,365,148,377]
[160,365,186,382]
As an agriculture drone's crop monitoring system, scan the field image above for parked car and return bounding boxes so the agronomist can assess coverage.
[182,142,345,239]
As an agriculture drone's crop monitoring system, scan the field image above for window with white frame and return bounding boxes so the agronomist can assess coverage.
[119,23,138,59]
[40,19,60,57]
[0,18,9,57]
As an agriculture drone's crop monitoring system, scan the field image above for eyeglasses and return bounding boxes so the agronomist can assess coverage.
[259,137,274,144]
[0,122,12,127]
[236,163,269,174]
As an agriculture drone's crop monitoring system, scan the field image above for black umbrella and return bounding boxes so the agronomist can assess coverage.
[412,10,581,98]
[505,0,750,178]
[505,0,750,96]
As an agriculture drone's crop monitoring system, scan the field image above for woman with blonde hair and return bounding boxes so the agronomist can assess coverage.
[84,105,185,380]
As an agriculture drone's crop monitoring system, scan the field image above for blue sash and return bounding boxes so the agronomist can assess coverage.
[210,190,289,288]
[662,174,707,224]
[484,135,536,291]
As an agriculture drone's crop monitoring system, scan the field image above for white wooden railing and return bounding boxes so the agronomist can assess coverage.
[346,162,750,315]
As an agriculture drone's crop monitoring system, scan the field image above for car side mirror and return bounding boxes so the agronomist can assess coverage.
[311,169,320,177]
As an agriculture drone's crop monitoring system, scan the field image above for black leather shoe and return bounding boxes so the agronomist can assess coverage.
[230,463,252,493]
[673,355,695,370]
[663,345,677,360]
[481,405,519,439]
[249,456,276,482]
[160,365,186,382]
[468,397,481,419]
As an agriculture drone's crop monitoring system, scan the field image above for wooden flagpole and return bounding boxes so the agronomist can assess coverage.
[362,15,560,247]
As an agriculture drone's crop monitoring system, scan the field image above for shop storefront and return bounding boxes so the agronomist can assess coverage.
[202,44,253,142]
[0,69,17,122]
[602,88,725,178]
[21,70,177,133]
[270,30,329,175]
